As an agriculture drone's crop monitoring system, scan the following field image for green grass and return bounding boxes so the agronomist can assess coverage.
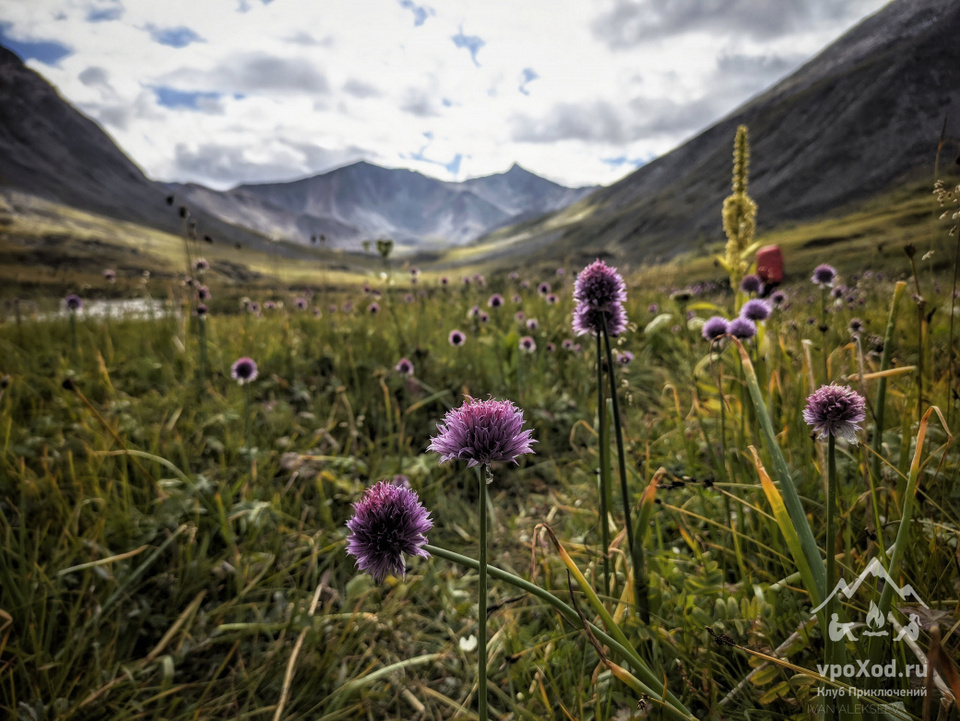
[1,234,959,720]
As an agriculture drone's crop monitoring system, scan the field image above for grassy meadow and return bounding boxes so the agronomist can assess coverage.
[2,185,960,721]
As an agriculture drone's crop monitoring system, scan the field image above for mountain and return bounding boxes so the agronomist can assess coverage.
[479,0,960,264]
[0,45,272,252]
[215,161,595,249]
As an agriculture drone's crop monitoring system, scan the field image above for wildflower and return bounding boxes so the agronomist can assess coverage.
[512,294,522,304]
[103,269,116,283]
[428,397,536,468]
[802,384,867,444]
[508,271,519,280]
[328,304,338,313]
[648,303,659,314]
[462,276,471,286]
[520,280,529,289]
[812,264,837,287]
[265,301,276,310]
[194,258,209,271]
[515,311,526,323]
[440,276,449,286]
[404,293,414,303]
[468,305,481,319]
[741,299,771,322]
[410,267,419,278]
[345,481,433,584]
[231,357,258,384]
[295,298,308,310]
[572,301,628,337]
[702,316,729,341]
[313,307,321,317]
[538,282,551,295]
[196,303,208,317]
[248,301,261,315]
[396,358,414,375]
[480,312,489,323]
[556,267,565,277]
[487,294,504,309]
[546,342,556,352]
[368,302,380,315]
[561,339,574,350]
[546,294,558,305]
[574,260,626,309]
[727,316,756,340]
[343,301,354,313]
[526,318,539,331]
[519,336,536,353]
[449,329,466,347]
[740,274,762,294]
[65,294,83,311]
[770,290,787,307]
[849,318,864,335]
[617,350,634,365]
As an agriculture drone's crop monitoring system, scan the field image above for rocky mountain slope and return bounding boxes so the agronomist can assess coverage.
[478,0,960,264]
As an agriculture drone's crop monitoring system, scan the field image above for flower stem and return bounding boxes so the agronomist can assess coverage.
[595,333,611,598]
[476,464,489,721]
[824,434,839,721]
[601,321,647,622]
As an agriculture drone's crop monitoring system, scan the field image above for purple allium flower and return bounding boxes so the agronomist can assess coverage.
[313,307,321,317]
[197,285,211,301]
[474,274,485,287]
[519,336,536,353]
[391,474,411,488]
[345,480,433,584]
[440,276,449,286]
[572,301,628,337]
[65,294,83,311]
[480,312,490,324]
[462,276,471,286]
[514,311,526,323]
[574,259,627,309]
[648,303,659,314]
[508,271,519,280]
[343,301,354,313]
[849,318,864,335]
[770,290,787,307]
[546,293,558,305]
[520,280,529,290]
[248,301,261,315]
[395,357,414,375]
[427,397,537,468]
[265,301,276,310]
[512,294,522,304]
[802,384,867,444]
[468,305,481,319]
[103,269,116,283]
[194,258,209,271]
[546,342,556,352]
[362,282,371,294]
[572,343,582,353]
[295,297,308,310]
[556,267,565,277]
[702,316,729,341]
[196,303,208,317]
[526,318,539,331]
[368,302,380,315]
[561,339,574,350]
[448,329,466,347]
[741,299,771,322]
[740,274,762,294]
[487,294,504,309]
[404,293,414,303]
[231,356,258,384]
[538,282,551,295]
[328,304,338,313]
[812,264,837,287]
[617,350,634,365]
[727,316,757,340]
[831,285,846,300]
[410,267,419,277]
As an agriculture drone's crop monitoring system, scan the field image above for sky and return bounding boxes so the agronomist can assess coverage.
[0,0,891,190]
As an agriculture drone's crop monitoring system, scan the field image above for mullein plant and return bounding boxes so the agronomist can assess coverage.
[427,397,536,721]
[719,125,759,310]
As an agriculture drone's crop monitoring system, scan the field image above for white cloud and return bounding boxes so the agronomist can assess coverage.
[0,0,890,189]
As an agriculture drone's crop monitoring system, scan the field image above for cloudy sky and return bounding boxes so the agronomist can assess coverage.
[1,0,890,190]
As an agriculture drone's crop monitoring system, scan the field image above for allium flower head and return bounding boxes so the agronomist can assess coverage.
[65,294,83,311]
[197,285,211,301]
[103,269,116,282]
[812,264,837,287]
[487,294,504,308]
[573,259,626,309]
[546,293,558,305]
[395,357,414,375]
[740,274,762,294]
[538,282,551,295]
[741,299,771,322]
[428,397,537,468]
[346,480,433,583]
[849,318,864,335]
[440,276,449,286]
[468,305,481,319]
[770,290,787,307]
[368,302,380,315]
[572,301,628,337]
[648,303,659,314]
[231,357,258,384]
[526,318,539,331]
[448,329,466,347]
[248,301,261,315]
[514,311,526,323]
[727,316,757,340]
[196,303,208,317]
[617,350,634,365]
[519,336,536,353]
[803,384,867,444]
[546,342,556,352]
[561,339,573,350]
[295,297,308,310]
[194,258,209,271]
[480,312,490,323]
[702,316,729,341]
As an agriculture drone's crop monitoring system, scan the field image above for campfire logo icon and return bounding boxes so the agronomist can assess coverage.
[810,557,927,643]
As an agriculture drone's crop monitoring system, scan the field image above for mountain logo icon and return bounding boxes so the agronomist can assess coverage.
[811,557,928,615]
